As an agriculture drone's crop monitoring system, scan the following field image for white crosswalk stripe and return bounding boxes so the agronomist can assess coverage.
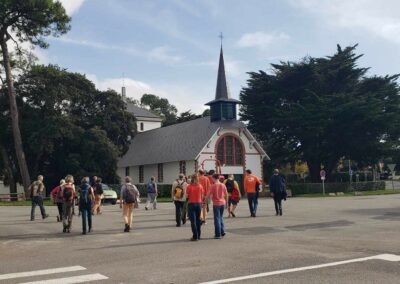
[0,266,108,283]
[19,273,108,284]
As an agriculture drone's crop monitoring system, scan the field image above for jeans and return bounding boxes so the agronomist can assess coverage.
[174,201,185,225]
[31,196,46,220]
[213,205,225,237]
[188,203,202,240]
[274,196,283,214]
[63,201,74,229]
[81,203,92,233]
[146,193,157,209]
[56,202,63,220]
[247,193,258,215]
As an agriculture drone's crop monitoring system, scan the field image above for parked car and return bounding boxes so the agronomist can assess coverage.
[101,184,117,205]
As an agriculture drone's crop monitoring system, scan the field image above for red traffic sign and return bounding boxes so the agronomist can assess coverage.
[320,170,326,178]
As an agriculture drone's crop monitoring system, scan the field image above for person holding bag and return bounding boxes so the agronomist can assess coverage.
[120,176,140,232]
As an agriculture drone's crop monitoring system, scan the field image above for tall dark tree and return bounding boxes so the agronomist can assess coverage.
[0,0,70,195]
[140,94,178,126]
[240,45,400,181]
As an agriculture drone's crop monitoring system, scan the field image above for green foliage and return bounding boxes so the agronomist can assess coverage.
[0,0,71,48]
[0,64,136,188]
[140,94,178,126]
[288,181,385,196]
[240,45,400,181]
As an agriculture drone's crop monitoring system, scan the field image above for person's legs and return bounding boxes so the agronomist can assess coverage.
[123,204,129,225]
[188,203,196,239]
[37,196,47,218]
[219,205,225,236]
[81,208,87,233]
[254,192,259,215]
[195,204,202,239]
[174,201,181,226]
[274,197,279,215]
[145,194,151,210]
[67,203,73,231]
[57,203,63,221]
[213,205,222,238]
[62,203,68,231]
[30,197,38,220]
[128,203,133,228]
[277,197,283,215]
[87,204,92,232]
[182,200,188,224]
[152,194,157,209]
[247,193,255,216]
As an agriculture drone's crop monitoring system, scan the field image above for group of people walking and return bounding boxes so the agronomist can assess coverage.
[29,168,287,239]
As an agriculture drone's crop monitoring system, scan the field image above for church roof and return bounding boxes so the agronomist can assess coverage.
[206,47,240,106]
[118,116,248,167]
[126,102,162,120]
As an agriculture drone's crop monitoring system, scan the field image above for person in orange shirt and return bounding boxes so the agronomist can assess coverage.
[244,169,261,217]
[198,169,211,224]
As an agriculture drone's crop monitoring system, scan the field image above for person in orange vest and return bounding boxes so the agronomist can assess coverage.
[198,169,211,224]
[244,169,262,217]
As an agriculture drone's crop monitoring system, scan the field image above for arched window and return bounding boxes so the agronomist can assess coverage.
[216,136,243,166]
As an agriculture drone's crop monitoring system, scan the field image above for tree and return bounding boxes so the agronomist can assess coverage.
[140,94,178,126]
[5,64,136,188]
[0,0,70,195]
[240,45,400,182]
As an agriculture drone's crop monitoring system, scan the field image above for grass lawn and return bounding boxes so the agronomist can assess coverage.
[295,189,400,198]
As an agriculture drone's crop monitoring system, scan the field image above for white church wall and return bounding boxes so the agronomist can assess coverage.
[136,120,162,132]
[246,155,263,180]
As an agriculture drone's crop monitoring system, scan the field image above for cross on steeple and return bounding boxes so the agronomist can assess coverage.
[218,32,223,47]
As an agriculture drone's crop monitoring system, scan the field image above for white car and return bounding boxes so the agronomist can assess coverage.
[101,184,117,205]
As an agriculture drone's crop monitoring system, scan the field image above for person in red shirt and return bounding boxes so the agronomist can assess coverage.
[207,174,228,239]
[186,173,205,241]
[50,179,66,222]
[198,169,211,224]
[244,169,262,217]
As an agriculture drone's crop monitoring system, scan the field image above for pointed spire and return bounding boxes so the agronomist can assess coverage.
[215,46,230,100]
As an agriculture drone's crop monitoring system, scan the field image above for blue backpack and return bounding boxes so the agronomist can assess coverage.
[147,182,156,193]
[79,184,91,207]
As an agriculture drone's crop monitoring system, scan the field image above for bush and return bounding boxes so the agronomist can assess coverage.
[288,181,385,196]
[108,184,172,198]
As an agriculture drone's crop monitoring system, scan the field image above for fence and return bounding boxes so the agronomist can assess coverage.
[287,181,386,196]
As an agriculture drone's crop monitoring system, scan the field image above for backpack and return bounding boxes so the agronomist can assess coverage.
[123,184,137,204]
[63,184,74,202]
[56,186,63,202]
[225,179,235,194]
[147,182,155,193]
[79,184,90,207]
[95,183,104,195]
[174,181,185,199]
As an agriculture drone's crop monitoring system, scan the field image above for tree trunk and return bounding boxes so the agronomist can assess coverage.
[0,143,17,201]
[0,38,31,197]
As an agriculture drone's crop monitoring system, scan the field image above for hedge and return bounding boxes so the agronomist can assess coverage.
[287,181,385,196]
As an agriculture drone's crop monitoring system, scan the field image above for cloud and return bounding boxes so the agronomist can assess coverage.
[290,0,400,44]
[237,31,290,50]
[59,0,86,15]
[148,46,183,64]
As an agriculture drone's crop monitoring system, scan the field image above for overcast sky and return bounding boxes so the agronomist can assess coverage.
[40,0,400,113]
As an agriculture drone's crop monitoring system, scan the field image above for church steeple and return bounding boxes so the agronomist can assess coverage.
[206,41,240,122]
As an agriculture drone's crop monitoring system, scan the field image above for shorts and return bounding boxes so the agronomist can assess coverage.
[228,197,239,206]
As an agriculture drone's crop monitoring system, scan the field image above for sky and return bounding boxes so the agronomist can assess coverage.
[32,0,400,113]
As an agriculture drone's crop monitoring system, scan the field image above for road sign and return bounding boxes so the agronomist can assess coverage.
[388,164,396,172]
[320,170,326,178]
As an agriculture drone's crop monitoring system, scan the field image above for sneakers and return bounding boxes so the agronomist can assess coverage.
[124,224,129,232]
[231,212,236,218]
[42,214,49,219]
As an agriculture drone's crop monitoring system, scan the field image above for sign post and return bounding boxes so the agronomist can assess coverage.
[320,170,326,195]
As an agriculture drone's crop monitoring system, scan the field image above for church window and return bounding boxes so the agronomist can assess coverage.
[140,122,144,131]
[139,165,144,183]
[179,161,186,175]
[216,135,243,166]
[158,163,164,182]
[125,167,130,177]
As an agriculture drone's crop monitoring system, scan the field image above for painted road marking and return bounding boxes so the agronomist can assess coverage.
[0,266,86,281]
[19,273,108,284]
[199,254,400,284]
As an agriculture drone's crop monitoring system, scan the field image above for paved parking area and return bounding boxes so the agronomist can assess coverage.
[1,195,400,283]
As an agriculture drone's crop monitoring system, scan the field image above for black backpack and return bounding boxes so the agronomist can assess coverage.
[95,183,104,195]
[63,184,74,201]
[123,184,137,204]
[225,179,235,194]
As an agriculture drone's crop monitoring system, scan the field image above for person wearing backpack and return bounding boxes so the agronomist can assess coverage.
[62,175,76,233]
[224,175,241,218]
[269,169,286,216]
[120,176,140,232]
[92,177,104,215]
[51,179,66,222]
[29,175,49,221]
[79,177,95,235]
[171,174,187,227]
[145,177,157,210]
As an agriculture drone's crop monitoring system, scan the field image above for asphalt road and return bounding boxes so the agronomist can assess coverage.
[1,195,400,283]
